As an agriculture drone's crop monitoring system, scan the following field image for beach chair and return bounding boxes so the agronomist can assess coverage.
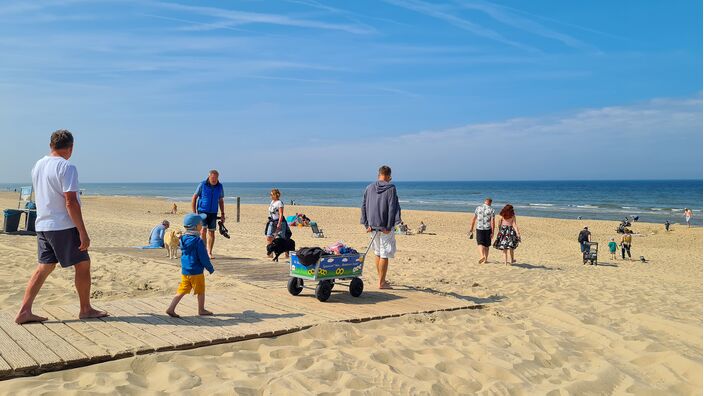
[310,222,325,238]
[17,186,32,209]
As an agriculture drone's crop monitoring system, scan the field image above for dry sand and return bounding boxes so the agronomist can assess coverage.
[0,192,700,395]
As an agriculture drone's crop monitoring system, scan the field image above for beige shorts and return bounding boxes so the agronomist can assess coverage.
[372,231,396,259]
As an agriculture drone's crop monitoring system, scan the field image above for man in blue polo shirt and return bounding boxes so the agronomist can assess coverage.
[191,170,225,259]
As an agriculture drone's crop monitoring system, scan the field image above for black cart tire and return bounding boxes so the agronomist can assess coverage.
[315,281,332,302]
[287,277,303,296]
[349,277,364,297]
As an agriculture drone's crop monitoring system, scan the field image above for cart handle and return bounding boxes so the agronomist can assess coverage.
[362,230,379,257]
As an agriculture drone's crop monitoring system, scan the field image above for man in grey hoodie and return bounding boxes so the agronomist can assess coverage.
[361,165,402,289]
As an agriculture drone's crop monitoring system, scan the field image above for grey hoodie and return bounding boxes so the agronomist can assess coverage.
[361,181,402,231]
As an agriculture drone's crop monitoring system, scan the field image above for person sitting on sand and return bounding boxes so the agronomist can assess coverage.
[166,213,215,318]
[171,203,178,214]
[417,221,426,234]
[608,238,618,260]
[148,220,170,248]
[15,130,107,324]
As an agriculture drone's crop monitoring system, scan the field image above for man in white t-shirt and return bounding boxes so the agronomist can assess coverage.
[469,198,496,264]
[15,130,108,324]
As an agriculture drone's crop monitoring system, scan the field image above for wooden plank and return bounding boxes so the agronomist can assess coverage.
[239,289,338,322]
[127,300,206,346]
[210,293,317,334]
[136,297,231,343]
[0,354,11,377]
[0,327,37,371]
[63,303,155,355]
[0,313,87,366]
[102,301,183,349]
[91,302,172,353]
[160,294,275,339]
[0,314,61,368]
[42,306,132,359]
[37,307,110,361]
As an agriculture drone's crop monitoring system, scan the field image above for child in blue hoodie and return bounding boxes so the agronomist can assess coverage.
[166,213,215,318]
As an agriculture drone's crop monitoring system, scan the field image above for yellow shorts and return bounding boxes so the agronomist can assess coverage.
[177,274,205,295]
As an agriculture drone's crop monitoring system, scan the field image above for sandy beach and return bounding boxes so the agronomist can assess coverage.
[0,192,700,395]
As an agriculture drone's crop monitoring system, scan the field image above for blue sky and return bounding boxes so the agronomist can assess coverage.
[0,0,701,182]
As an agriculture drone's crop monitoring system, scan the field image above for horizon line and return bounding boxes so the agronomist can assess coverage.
[1,178,702,185]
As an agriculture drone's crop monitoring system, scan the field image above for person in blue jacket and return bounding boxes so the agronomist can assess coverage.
[191,170,225,259]
[166,213,215,318]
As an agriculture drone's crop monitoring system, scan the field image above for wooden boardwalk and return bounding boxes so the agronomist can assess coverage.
[0,249,480,379]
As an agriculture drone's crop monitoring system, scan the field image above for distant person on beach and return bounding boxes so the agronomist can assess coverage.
[171,203,178,214]
[166,213,214,318]
[493,204,521,265]
[665,220,671,231]
[266,189,290,254]
[361,165,402,289]
[191,170,225,259]
[608,238,618,260]
[15,130,108,324]
[684,208,693,228]
[578,226,591,259]
[148,220,170,248]
[417,221,427,234]
[469,198,495,264]
[620,230,633,260]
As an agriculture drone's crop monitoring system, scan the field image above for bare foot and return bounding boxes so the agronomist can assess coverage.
[208,253,214,259]
[15,311,48,325]
[511,260,517,264]
[379,281,393,290]
[166,309,180,318]
[79,308,109,320]
[478,258,486,264]
[198,309,213,316]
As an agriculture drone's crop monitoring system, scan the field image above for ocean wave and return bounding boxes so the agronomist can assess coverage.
[529,203,555,207]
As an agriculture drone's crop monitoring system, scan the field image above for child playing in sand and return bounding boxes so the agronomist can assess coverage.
[608,238,617,260]
[166,213,215,318]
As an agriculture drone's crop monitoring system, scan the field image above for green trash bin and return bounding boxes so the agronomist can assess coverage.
[3,209,22,233]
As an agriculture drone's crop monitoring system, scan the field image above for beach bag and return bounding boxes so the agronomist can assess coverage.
[296,247,325,266]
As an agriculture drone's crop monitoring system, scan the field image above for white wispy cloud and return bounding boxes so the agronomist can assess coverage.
[151,1,376,34]
[382,0,535,51]
[455,0,598,52]
[285,96,703,180]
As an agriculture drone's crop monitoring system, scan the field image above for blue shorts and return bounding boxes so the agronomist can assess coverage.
[37,227,90,268]
[199,212,218,230]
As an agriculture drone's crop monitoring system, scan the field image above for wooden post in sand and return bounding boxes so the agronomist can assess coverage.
[236,197,240,222]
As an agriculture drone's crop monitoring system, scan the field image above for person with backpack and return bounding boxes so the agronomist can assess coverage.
[578,226,591,260]
[191,170,225,259]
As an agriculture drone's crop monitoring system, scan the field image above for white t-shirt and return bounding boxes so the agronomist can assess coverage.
[31,156,80,232]
[269,200,283,221]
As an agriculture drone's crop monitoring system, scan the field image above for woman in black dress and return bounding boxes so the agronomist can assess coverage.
[494,204,521,265]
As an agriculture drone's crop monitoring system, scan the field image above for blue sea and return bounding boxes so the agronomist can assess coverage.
[1,180,701,225]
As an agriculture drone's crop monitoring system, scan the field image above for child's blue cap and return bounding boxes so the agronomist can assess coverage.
[183,213,207,229]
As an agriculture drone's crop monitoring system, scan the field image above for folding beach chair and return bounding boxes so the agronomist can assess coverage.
[310,221,325,238]
[17,186,32,209]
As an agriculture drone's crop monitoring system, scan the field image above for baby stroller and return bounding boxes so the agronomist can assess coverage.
[583,242,598,265]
